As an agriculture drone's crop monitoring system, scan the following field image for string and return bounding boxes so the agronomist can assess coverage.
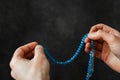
[43,33,94,80]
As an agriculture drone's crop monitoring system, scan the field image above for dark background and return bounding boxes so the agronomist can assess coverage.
[0,0,120,80]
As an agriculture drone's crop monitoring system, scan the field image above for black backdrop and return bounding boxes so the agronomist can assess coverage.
[0,0,120,80]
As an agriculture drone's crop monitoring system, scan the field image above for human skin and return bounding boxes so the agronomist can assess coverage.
[85,23,120,73]
[9,23,120,80]
[10,42,50,80]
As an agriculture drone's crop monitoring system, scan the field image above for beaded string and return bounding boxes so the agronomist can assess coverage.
[44,33,94,80]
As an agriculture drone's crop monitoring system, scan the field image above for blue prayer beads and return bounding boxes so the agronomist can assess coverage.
[44,33,94,80]
[86,40,94,80]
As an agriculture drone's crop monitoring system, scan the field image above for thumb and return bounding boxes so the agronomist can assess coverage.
[88,30,117,45]
[33,45,46,63]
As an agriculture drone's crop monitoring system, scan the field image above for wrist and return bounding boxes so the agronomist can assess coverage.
[106,53,120,73]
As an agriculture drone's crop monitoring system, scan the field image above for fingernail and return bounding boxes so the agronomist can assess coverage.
[36,45,43,49]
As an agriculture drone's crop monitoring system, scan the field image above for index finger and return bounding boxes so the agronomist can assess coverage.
[13,42,38,59]
[89,24,120,37]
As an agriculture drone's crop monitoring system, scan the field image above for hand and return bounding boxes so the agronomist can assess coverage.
[10,42,50,80]
[85,23,120,73]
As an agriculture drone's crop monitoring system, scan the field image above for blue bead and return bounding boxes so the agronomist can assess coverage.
[43,33,94,80]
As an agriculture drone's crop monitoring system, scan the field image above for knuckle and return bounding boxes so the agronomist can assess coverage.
[92,23,103,28]
[15,47,24,55]
[15,47,22,53]
[98,30,102,33]
[10,61,14,69]
[10,71,13,77]
[110,35,117,42]
[97,30,102,35]
[91,23,104,32]
[9,59,17,69]
[11,71,16,79]
[91,23,104,29]
[91,26,96,30]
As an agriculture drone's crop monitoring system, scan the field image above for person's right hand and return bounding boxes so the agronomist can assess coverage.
[85,24,120,73]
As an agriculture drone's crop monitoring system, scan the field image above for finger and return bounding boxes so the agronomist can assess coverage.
[24,50,34,59]
[85,42,91,54]
[13,42,38,59]
[90,23,120,37]
[85,47,91,54]
[85,45,102,58]
[85,42,91,49]
[33,45,46,64]
[32,45,50,72]
[88,30,118,46]
[85,41,103,49]
[11,70,16,79]
[94,41,103,51]
[85,37,90,43]
[9,57,17,69]
[85,41,103,53]
[90,24,111,33]
[85,46,102,59]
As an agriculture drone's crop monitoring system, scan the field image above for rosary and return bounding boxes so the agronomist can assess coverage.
[44,33,94,80]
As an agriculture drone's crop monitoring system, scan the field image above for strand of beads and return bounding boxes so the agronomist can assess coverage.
[86,40,94,80]
[44,33,94,80]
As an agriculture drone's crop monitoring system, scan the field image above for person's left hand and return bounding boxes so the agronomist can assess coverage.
[10,42,50,80]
